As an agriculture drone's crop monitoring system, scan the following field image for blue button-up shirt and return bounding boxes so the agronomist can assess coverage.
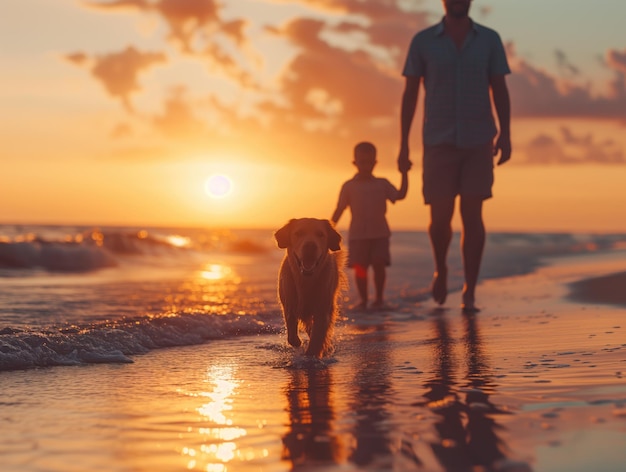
[403,19,510,148]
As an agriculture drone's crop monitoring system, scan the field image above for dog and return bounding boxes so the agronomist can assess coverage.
[274,218,345,357]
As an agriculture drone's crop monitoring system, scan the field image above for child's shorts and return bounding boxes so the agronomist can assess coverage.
[348,238,391,268]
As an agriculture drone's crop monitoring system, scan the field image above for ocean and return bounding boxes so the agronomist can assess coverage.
[2,224,626,472]
[1,224,624,372]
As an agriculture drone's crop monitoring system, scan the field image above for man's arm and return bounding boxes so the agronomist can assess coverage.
[398,76,421,173]
[490,74,511,165]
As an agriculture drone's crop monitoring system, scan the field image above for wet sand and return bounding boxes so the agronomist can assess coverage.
[1,251,626,471]
[568,271,626,307]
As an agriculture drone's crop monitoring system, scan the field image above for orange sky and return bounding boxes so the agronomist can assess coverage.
[1,0,626,232]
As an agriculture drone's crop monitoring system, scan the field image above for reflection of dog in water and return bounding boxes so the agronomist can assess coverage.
[282,367,345,465]
[275,218,345,357]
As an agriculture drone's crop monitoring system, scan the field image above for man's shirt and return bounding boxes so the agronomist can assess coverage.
[403,19,511,148]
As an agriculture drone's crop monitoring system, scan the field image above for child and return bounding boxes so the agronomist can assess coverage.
[331,141,409,310]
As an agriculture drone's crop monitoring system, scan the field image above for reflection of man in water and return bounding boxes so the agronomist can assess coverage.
[416,313,508,470]
[463,313,510,467]
[398,0,511,312]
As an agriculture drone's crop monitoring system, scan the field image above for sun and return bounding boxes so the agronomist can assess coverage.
[205,174,234,199]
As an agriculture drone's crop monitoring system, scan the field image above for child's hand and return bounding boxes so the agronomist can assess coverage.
[397,148,412,173]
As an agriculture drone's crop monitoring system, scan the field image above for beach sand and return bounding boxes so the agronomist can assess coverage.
[1,251,626,472]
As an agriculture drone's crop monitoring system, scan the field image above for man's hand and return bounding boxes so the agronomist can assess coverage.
[398,146,413,173]
[494,133,511,165]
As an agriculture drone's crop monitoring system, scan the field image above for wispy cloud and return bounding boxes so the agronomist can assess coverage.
[67,1,626,165]
[66,46,166,112]
[86,1,248,53]
[152,86,207,138]
[507,44,626,119]
[525,127,625,165]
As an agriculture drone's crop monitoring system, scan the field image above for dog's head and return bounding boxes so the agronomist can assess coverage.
[275,218,342,276]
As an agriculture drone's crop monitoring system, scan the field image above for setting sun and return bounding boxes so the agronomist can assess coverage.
[205,174,234,199]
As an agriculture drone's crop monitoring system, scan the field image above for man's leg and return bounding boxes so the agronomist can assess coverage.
[429,198,455,304]
[459,195,485,312]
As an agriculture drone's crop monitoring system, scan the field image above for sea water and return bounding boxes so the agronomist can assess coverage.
[2,224,626,472]
[0,224,624,371]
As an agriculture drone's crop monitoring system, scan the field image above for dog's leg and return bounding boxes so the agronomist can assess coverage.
[279,262,302,348]
[286,311,301,347]
[305,311,331,357]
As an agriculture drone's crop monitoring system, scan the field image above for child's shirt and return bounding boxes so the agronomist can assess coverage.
[335,174,400,240]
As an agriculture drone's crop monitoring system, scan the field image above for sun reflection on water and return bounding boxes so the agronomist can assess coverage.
[199,264,235,281]
[163,261,251,315]
[197,377,237,425]
[180,365,252,469]
[166,234,191,248]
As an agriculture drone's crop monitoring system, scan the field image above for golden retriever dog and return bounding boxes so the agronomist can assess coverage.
[275,218,345,357]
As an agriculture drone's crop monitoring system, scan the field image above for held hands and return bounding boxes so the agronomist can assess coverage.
[398,137,511,169]
[397,146,413,173]
[494,133,512,165]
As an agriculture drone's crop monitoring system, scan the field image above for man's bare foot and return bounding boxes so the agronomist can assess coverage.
[432,271,447,305]
[461,291,480,314]
[461,303,481,314]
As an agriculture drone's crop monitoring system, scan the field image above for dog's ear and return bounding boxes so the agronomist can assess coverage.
[325,220,342,252]
[274,219,294,248]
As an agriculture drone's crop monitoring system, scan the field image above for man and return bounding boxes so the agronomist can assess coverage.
[398,0,511,313]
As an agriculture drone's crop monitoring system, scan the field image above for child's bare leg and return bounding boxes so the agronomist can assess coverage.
[354,264,368,309]
[372,263,386,307]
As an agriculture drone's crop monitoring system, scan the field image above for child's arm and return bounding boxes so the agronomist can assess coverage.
[397,170,409,200]
[331,185,348,225]
[331,206,344,225]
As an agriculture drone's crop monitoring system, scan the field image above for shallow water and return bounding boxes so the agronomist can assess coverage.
[2,295,625,471]
[3,226,626,471]
[2,225,624,371]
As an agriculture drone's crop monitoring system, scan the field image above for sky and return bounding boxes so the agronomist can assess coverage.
[1,0,626,232]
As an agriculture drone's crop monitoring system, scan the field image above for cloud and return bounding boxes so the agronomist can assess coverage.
[507,44,626,119]
[87,1,218,46]
[524,127,625,165]
[152,86,207,138]
[555,49,580,78]
[605,48,626,100]
[86,1,255,85]
[71,1,625,167]
[259,0,428,144]
[65,52,88,65]
[271,18,400,116]
[66,46,166,111]
[476,5,493,18]
[607,49,626,73]
[110,122,134,139]
[153,0,220,48]
[76,0,427,155]
[278,0,430,53]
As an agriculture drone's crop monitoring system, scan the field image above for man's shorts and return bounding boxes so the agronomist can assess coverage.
[348,238,391,268]
[422,142,494,204]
